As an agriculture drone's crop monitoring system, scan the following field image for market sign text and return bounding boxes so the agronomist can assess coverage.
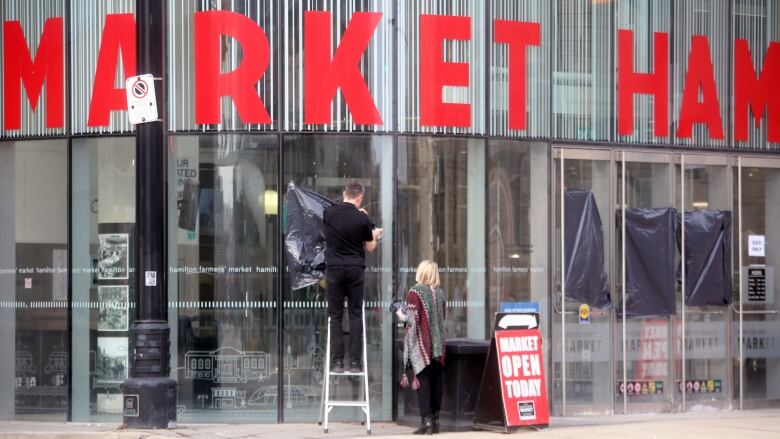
[2,11,779,142]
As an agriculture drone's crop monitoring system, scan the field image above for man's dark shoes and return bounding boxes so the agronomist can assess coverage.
[331,359,344,373]
[349,361,362,373]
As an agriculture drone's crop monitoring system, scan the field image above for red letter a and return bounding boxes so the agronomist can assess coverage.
[735,40,780,142]
[3,17,64,130]
[88,13,136,127]
[494,20,541,131]
[304,11,383,125]
[194,10,271,125]
[618,30,668,138]
[677,35,724,140]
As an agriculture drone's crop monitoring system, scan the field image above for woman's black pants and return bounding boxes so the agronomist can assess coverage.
[416,361,443,417]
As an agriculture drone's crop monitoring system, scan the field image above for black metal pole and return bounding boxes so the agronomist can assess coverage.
[123,0,177,428]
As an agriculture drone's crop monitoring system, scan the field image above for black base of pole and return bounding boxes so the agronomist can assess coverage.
[123,321,176,428]
[122,376,177,428]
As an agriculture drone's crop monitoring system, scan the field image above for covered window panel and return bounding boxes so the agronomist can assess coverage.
[681,210,733,306]
[565,189,610,309]
[618,207,678,317]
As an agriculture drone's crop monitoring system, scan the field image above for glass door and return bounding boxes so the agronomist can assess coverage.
[677,154,732,411]
[616,151,675,414]
[735,157,780,409]
[553,148,614,416]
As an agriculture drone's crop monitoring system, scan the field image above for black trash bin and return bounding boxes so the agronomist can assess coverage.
[398,338,490,432]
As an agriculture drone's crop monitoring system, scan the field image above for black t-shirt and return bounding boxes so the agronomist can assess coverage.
[323,202,374,267]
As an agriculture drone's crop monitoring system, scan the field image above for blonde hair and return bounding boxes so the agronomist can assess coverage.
[415,260,440,289]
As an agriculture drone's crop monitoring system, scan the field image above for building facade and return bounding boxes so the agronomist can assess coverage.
[0,0,779,423]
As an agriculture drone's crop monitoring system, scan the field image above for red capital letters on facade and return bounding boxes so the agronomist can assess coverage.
[304,11,383,125]
[617,30,668,138]
[194,10,271,125]
[735,39,780,142]
[677,35,724,139]
[419,14,471,128]
[88,13,136,127]
[493,20,541,131]
[3,17,64,130]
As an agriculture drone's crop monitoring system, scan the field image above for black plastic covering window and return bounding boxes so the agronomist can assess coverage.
[617,208,678,317]
[285,182,334,290]
[564,189,611,309]
[679,210,733,306]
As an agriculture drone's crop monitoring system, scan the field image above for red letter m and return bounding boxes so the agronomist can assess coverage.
[3,17,64,130]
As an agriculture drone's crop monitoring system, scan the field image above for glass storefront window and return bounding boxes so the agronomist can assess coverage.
[71,137,136,421]
[283,134,394,421]
[487,140,549,324]
[0,140,69,420]
[397,136,486,339]
[168,135,279,422]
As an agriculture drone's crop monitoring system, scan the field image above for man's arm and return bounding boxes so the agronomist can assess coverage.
[364,228,383,253]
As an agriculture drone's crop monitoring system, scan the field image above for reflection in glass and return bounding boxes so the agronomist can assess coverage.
[736,166,780,404]
[553,154,612,415]
[0,141,69,420]
[616,158,674,412]
[283,135,393,421]
[71,138,136,421]
[397,137,486,340]
[169,135,279,422]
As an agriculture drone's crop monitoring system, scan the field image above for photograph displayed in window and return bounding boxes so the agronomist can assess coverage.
[71,138,136,421]
[0,141,68,420]
[283,135,393,421]
[169,135,279,422]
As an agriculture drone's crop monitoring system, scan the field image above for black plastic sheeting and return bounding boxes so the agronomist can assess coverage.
[564,190,611,309]
[679,210,733,306]
[285,182,334,290]
[617,208,678,317]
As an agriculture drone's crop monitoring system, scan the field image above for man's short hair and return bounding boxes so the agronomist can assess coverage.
[344,180,365,199]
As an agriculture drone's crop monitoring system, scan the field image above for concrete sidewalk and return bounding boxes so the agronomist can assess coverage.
[0,409,779,439]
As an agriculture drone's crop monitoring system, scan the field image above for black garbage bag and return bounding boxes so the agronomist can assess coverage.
[285,182,334,290]
[565,189,611,308]
[617,207,678,317]
[679,210,733,306]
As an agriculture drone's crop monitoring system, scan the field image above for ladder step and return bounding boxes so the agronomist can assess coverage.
[327,401,369,408]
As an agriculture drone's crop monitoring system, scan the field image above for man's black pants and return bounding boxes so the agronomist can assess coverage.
[326,265,365,363]
[417,361,444,417]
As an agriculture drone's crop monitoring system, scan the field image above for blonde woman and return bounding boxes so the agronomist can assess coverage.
[397,260,447,435]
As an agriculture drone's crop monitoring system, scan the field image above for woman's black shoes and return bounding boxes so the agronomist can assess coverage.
[431,412,440,434]
[413,416,434,435]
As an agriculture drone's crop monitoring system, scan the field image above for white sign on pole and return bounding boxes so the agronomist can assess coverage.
[748,235,765,257]
[145,270,157,287]
[125,74,158,125]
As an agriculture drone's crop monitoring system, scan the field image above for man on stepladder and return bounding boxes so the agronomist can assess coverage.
[324,181,383,373]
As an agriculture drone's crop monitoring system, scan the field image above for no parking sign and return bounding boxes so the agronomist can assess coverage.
[125,74,158,124]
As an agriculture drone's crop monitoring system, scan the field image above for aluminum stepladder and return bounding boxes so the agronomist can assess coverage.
[318,303,371,434]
